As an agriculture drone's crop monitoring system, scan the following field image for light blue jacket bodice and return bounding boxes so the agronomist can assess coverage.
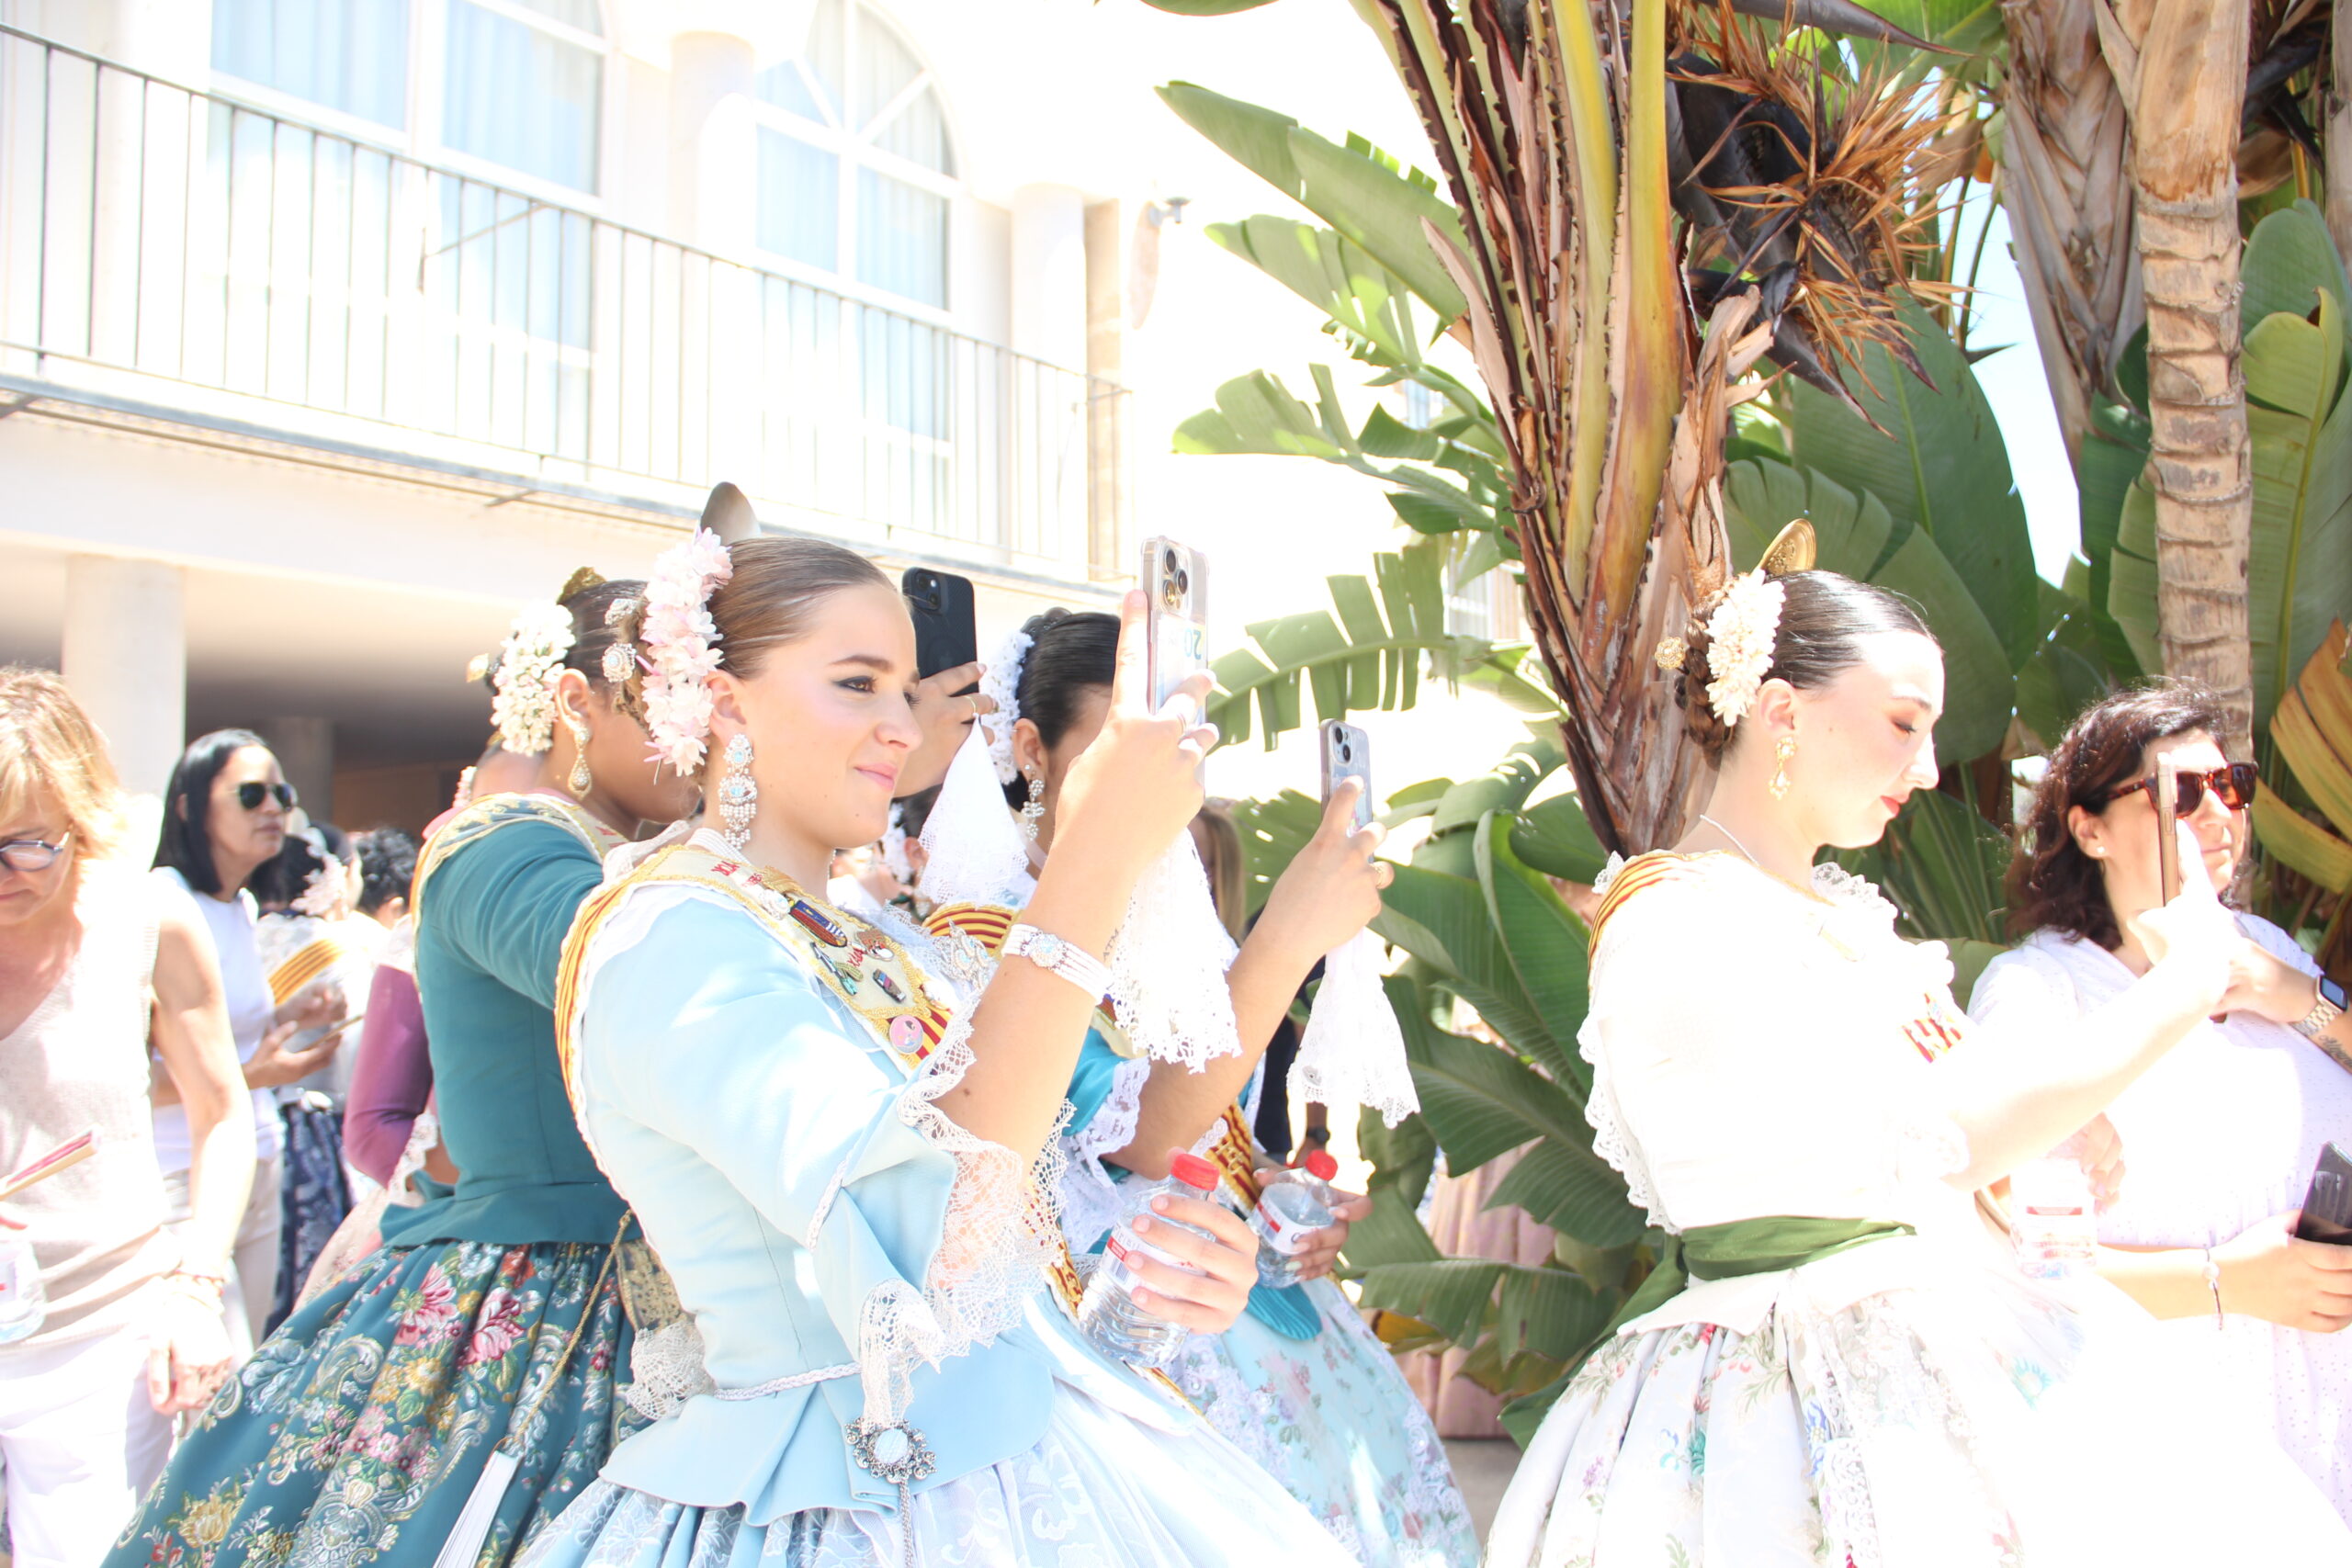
[571,881,1187,1523]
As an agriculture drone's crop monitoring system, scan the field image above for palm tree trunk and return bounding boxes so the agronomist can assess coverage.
[1998,0,2143,461]
[2112,0,2256,753]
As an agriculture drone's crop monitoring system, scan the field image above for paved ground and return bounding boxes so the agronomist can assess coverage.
[1445,1437,1520,1543]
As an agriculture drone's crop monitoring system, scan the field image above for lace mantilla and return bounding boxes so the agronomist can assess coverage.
[1104,833,1242,1071]
[1294,927,1418,1126]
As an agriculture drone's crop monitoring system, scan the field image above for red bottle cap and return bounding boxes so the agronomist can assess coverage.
[1304,1149,1339,1181]
[1169,1152,1220,1190]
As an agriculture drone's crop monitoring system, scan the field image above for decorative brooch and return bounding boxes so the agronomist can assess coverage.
[847,1416,936,1487]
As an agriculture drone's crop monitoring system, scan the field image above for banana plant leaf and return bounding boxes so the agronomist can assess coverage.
[1781,296,2040,668]
[1158,82,1467,321]
[1205,541,1543,748]
[1832,778,2011,953]
[1724,457,2014,761]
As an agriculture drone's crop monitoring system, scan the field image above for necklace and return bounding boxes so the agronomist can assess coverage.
[1696,814,1830,905]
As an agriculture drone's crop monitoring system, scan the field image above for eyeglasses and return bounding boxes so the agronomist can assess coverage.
[0,830,73,874]
[2103,762,2257,816]
[235,781,298,812]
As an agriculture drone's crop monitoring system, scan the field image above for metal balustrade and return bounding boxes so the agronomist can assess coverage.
[0,25,1126,575]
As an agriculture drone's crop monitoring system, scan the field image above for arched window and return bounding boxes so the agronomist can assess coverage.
[752,0,957,310]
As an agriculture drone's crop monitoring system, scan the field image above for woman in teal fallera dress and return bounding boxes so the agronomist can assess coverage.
[110,577,701,1568]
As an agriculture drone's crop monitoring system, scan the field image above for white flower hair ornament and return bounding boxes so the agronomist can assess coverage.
[977,627,1033,786]
[1657,519,1816,729]
[488,600,576,756]
[291,829,351,919]
[638,529,733,773]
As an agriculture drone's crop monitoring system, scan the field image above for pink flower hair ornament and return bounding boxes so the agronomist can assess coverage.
[638,528,734,773]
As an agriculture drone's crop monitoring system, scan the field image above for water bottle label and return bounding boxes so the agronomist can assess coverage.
[1099,1225,1182,1295]
[1254,1206,1312,1256]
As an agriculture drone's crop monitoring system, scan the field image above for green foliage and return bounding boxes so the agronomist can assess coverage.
[1204,542,1553,751]
[1782,294,2041,668]
[1723,458,2012,761]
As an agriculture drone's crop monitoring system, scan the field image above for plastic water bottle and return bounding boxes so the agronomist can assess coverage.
[1251,1149,1340,1288]
[2012,1134,2098,1281]
[1079,1151,1224,1367]
[0,1234,46,1344]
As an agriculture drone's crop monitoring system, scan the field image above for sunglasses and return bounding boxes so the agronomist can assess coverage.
[235,781,299,812]
[2102,762,2257,816]
[0,830,73,874]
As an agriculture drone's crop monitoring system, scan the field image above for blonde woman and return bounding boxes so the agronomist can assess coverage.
[0,669,254,1568]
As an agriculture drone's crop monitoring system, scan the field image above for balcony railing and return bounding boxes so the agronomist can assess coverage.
[0,26,1127,577]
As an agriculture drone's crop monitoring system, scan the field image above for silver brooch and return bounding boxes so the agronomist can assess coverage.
[847,1416,935,1487]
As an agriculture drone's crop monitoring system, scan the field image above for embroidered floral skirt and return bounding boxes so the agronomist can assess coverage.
[518,1379,1357,1568]
[108,1237,633,1568]
[1487,1266,2351,1567]
[1164,1278,1477,1566]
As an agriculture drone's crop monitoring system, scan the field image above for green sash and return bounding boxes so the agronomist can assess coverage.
[1603,1215,1916,1339]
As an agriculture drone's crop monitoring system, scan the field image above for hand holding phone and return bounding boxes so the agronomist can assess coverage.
[901,568,978,685]
[1321,721,1374,831]
[2296,1144,2352,1246]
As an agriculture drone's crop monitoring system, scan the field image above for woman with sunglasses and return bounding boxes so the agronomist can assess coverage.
[152,732,346,1356]
[1971,680,2352,1521]
[0,671,254,1568]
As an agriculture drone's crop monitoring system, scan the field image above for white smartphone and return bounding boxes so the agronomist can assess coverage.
[1321,720,1374,830]
[1142,536,1209,715]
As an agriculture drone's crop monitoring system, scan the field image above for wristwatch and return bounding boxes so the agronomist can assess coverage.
[2291,974,2347,1042]
[1002,923,1113,1003]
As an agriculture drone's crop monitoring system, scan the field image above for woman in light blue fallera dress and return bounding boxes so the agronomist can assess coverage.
[525,536,1355,1568]
[923,608,1477,1567]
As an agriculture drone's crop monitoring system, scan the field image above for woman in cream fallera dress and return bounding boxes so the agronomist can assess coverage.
[1486,850,2351,1566]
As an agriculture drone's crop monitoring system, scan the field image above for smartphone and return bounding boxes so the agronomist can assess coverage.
[1321,720,1374,830]
[295,1014,365,1053]
[2295,1143,2352,1246]
[901,568,978,684]
[2153,762,2183,904]
[1142,536,1209,713]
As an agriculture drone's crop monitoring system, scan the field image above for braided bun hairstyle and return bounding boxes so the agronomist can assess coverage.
[1672,569,1937,765]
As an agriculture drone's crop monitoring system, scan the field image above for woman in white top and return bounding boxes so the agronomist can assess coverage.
[1487,540,2348,1564]
[1970,679,2352,1519]
[150,730,342,1356]
[0,670,254,1568]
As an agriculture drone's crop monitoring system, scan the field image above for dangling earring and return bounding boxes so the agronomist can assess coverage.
[718,733,758,851]
[1020,773,1046,840]
[1770,734,1797,800]
[566,716,594,799]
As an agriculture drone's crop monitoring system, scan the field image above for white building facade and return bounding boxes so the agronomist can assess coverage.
[0,0,1153,829]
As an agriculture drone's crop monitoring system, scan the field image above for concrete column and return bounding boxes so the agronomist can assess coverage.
[1083,199,1132,581]
[263,716,336,827]
[1010,185,1087,372]
[62,556,187,824]
[667,31,762,491]
[667,32,759,256]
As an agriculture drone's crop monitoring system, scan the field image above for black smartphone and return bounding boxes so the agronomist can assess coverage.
[2295,1143,2352,1246]
[1321,720,1374,830]
[901,568,978,685]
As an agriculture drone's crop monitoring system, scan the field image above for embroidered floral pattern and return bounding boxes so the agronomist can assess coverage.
[113,1238,634,1568]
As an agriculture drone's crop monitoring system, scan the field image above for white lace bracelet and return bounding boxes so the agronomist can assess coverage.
[1002,923,1112,1002]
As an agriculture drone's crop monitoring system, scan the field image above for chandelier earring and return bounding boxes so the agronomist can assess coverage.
[1020,773,1046,840]
[718,733,758,851]
[566,716,594,799]
[1770,734,1797,801]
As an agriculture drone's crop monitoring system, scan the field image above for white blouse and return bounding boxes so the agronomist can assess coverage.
[1971,918,2352,1519]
